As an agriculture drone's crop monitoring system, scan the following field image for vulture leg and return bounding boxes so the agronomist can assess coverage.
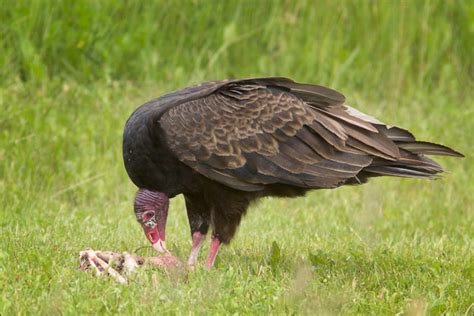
[184,194,210,268]
[188,231,206,267]
[205,236,221,269]
[204,194,250,269]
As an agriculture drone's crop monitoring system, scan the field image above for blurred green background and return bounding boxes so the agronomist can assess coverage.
[2,0,472,91]
[1,1,473,314]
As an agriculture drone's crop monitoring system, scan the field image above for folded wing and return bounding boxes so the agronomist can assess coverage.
[159,78,462,191]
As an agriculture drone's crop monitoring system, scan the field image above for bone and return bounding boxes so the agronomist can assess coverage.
[123,252,139,274]
[91,252,127,284]
[79,249,181,284]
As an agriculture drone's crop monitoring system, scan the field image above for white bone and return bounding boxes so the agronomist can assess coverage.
[123,252,139,274]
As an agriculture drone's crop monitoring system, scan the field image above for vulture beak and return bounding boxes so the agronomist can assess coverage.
[143,225,168,253]
[153,240,168,253]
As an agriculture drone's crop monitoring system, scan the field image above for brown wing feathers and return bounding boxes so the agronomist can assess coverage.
[161,83,367,190]
[396,141,463,156]
[159,78,462,191]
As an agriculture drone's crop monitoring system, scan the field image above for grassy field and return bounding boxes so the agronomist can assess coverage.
[1,1,473,314]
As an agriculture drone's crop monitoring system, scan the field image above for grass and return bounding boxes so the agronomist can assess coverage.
[0,0,473,314]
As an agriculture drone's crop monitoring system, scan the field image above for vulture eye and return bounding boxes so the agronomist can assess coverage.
[142,211,155,222]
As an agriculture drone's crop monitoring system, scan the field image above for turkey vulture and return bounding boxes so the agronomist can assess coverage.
[122,77,462,269]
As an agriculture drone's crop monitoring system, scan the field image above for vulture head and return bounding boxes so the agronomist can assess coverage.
[133,189,169,253]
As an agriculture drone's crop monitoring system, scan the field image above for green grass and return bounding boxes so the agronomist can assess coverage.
[0,1,473,314]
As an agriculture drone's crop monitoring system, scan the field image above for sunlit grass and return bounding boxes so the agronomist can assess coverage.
[0,1,473,314]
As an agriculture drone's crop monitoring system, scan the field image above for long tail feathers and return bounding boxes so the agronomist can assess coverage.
[253,78,464,183]
[396,141,464,157]
[359,140,463,181]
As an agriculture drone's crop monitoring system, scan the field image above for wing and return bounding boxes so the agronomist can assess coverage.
[159,78,399,191]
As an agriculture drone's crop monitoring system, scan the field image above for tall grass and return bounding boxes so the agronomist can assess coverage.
[0,1,473,314]
[1,1,472,92]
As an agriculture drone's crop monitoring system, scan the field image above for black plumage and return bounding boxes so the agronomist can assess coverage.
[123,77,463,268]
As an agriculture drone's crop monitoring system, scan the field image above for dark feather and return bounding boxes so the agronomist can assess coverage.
[249,77,346,105]
[296,128,372,167]
[308,121,347,150]
[363,166,439,178]
[314,107,379,132]
[397,141,464,157]
[375,125,416,142]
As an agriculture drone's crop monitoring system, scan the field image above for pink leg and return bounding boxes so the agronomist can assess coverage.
[187,232,206,267]
[205,237,221,269]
